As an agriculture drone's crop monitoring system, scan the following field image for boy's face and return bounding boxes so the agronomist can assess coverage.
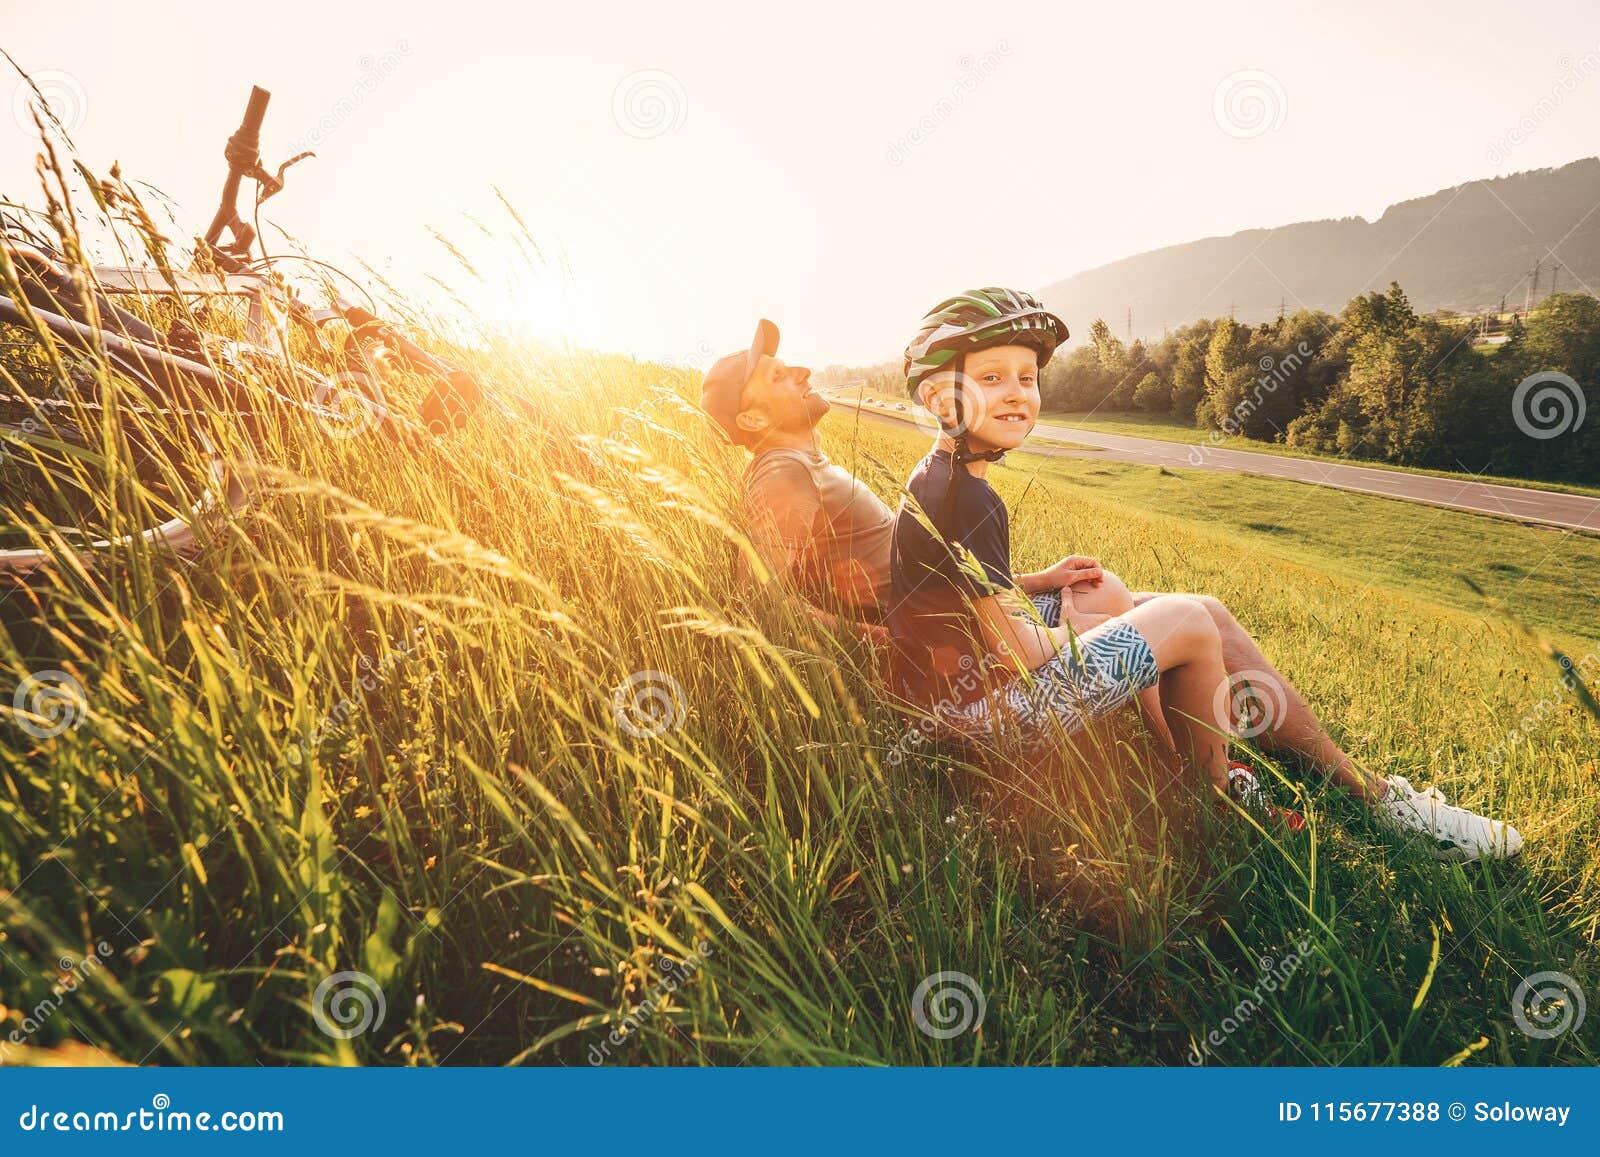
[736,355,827,442]
[917,343,1039,452]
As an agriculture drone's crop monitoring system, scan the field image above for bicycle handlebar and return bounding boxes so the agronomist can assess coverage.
[241,86,270,136]
[204,87,274,256]
[194,86,484,432]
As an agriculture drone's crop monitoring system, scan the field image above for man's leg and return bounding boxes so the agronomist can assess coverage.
[1133,591,1387,802]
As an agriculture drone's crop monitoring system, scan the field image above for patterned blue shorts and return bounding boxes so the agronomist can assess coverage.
[934,589,1160,752]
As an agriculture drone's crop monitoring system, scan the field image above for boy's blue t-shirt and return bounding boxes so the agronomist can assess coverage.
[886,449,1015,706]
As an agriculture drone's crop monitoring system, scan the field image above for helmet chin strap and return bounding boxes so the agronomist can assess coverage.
[953,441,1006,465]
[945,352,1005,465]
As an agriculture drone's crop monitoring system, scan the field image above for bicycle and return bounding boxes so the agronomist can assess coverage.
[1,83,484,577]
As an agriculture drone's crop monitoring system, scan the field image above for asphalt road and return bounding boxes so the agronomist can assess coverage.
[835,400,1600,534]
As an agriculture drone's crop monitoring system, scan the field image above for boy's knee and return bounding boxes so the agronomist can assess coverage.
[1133,593,1220,661]
[1070,569,1136,616]
[1097,570,1137,615]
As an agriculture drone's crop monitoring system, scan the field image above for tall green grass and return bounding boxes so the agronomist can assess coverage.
[2,156,1596,1067]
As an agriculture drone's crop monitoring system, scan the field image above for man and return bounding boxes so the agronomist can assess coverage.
[698,319,1119,623]
[698,320,897,621]
[700,317,1521,862]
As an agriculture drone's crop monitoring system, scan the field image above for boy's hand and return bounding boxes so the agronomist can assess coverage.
[1040,554,1103,590]
[1060,597,1113,634]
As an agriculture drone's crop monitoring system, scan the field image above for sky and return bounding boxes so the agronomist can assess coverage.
[4,0,1600,367]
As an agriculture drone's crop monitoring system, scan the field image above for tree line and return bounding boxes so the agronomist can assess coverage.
[1042,284,1597,485]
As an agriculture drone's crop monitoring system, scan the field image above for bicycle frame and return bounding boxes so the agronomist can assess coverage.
[1,84,484,576]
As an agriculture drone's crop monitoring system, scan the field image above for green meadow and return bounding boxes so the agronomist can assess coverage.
[1,345,1596,1066]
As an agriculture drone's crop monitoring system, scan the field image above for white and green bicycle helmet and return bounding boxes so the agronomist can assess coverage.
[903,287,1068,461]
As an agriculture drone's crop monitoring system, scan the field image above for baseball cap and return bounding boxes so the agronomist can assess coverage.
[699,319,780,446]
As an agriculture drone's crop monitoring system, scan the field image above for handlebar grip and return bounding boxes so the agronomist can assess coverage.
[240,86,271,135]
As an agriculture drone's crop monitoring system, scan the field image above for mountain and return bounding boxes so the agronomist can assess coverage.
[1040,157,1600,339]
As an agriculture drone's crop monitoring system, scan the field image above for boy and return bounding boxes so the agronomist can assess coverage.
[885,287,1522,862]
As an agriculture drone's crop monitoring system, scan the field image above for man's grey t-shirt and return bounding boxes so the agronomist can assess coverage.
[743,447,895,616]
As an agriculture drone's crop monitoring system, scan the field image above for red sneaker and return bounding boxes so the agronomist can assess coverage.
[1226,762,1307,832]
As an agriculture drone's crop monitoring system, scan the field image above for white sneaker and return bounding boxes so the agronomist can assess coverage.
[1375,775,1523,863]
